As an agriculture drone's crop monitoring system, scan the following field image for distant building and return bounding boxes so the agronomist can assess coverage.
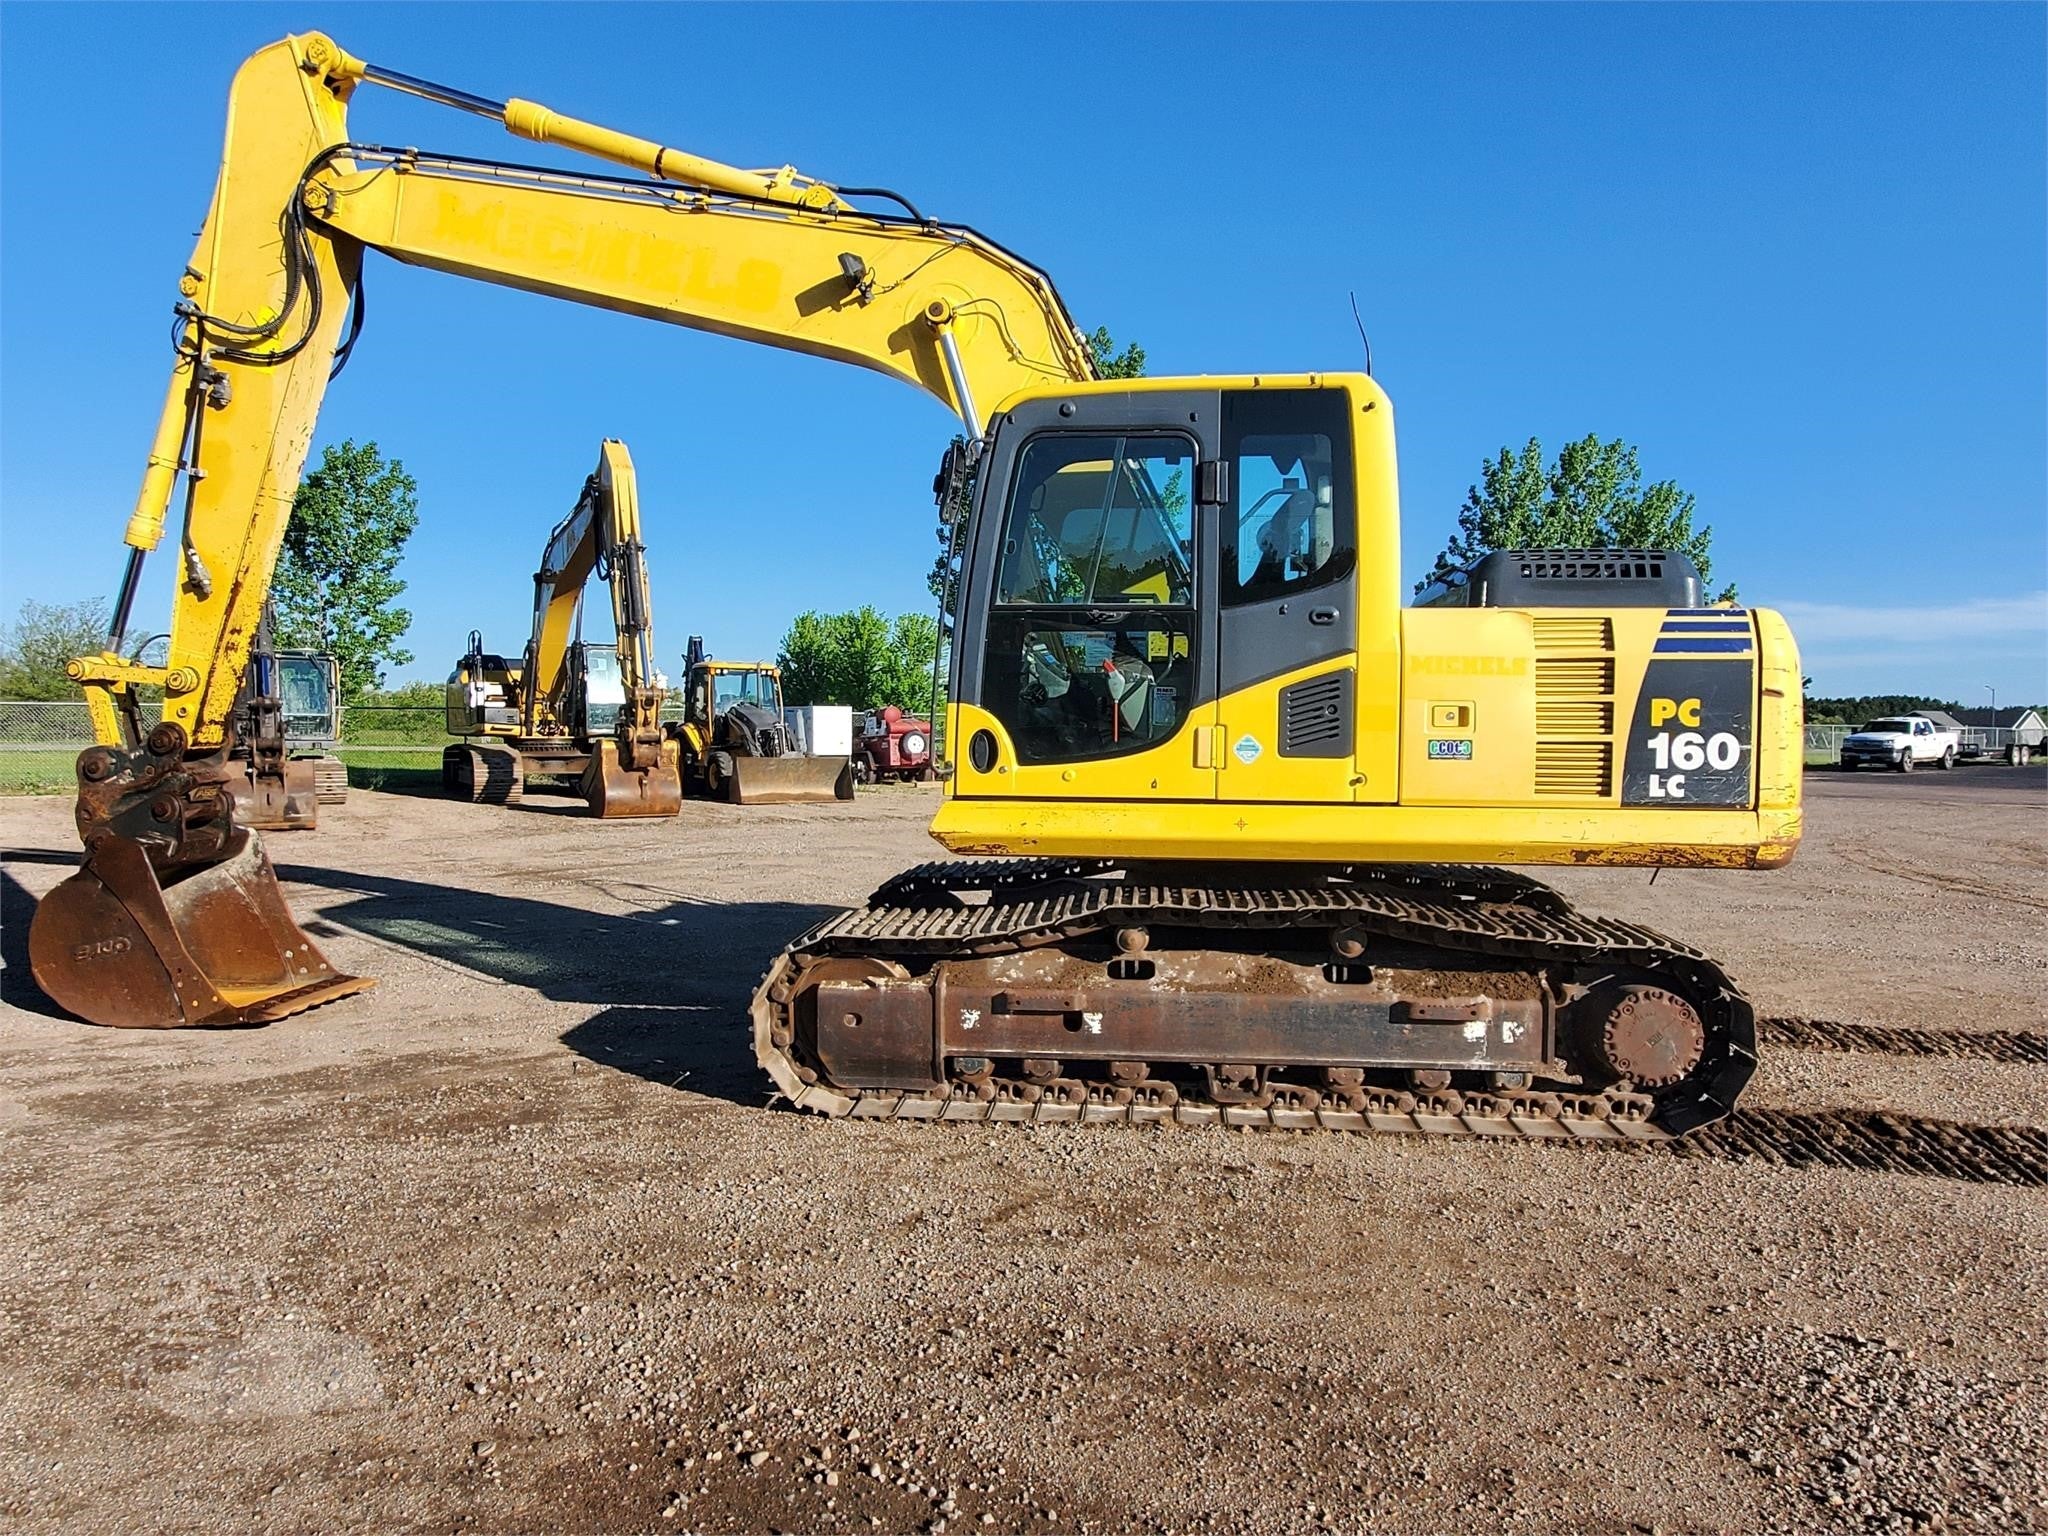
[1949,707,2046,746]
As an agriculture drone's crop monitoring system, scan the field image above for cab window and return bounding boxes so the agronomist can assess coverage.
[1223,389,1355,604]
[984,433,1199,764]
[981,614,1197,765]
[996,435,1194,606]
[714,670,778,712]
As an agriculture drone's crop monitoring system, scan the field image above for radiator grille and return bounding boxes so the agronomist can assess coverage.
[1532,638,1616,796]
[1536,700,1614,736]
[1535,741,1613,797]
[1535,658,1615,697]
[1532,615,1615,652]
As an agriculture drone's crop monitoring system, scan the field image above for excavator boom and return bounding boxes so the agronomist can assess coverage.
[35,31,1089,1025]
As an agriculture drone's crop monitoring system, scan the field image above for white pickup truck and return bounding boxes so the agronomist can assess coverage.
[1839,715,1958,772]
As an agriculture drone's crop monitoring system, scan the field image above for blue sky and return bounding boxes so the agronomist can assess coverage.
[3,2,2043,702]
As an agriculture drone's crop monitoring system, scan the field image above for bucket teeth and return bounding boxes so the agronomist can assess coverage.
[27,827,372,1028]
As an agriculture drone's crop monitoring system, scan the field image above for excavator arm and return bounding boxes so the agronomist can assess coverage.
[33,30,1092,1027]
[525,441,660,730]
[97,32,1090,758]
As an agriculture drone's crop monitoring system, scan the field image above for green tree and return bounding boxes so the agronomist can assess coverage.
[1086,326,1147,380]
[273,440,420,698]
[779,607,940,714]
[1419,435,1734,601]
[0,597,109,699]
[1806,694,1959,725]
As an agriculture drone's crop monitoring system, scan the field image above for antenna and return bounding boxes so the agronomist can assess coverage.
[1348,291,1373,377]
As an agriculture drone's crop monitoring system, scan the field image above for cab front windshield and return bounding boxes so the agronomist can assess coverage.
[713,669,780,713]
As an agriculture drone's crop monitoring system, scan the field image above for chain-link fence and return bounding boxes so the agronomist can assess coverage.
[0,699,455,793]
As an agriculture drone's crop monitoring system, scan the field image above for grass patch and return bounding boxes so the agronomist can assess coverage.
[338,748,446,795]
[0,750,83,794]
[0,747,456,797]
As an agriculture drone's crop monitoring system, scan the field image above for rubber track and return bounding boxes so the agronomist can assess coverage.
[755,860,1755,1137]
[1759,1016,2048,1065]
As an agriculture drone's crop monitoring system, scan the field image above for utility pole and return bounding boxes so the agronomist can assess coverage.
[1986,683,1997,720]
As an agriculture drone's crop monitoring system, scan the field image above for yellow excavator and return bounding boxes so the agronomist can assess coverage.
[442,439,683,818]
[30,35,1802,1142]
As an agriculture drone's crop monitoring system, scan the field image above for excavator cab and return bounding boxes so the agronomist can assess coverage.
[564,643,627,737]
[224,647,321,833]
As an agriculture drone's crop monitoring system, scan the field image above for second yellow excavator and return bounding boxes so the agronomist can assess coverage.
[443,439,683,818]
[30,35,1802,1143]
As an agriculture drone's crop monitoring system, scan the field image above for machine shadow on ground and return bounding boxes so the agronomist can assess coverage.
[10,854,2041,1180]
[1,860,72,1019]
[274,861,837,1109]
[346,766,684,815]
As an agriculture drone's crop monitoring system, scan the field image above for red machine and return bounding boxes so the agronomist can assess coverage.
[855,707,934,784]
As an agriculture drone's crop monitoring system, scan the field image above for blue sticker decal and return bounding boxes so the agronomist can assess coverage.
[1233,734,1263,765]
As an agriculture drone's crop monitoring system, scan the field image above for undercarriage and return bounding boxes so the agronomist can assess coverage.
[753,860,1756,1140]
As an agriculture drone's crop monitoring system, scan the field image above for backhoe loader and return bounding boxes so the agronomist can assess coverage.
[669,638,856,805]
[442,439,683,818]
[30,35,1802,1144]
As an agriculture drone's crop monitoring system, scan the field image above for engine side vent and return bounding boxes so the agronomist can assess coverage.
[1532,615,1615,653]
[1279,670,1352,757]
[1535,741,1613,797]
[1536,700,1614,736]
[1535,658,1616,697]
[1533,644,1616,797]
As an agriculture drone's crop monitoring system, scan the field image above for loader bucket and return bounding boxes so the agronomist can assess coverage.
[224,756,320,831]
[726,754,857,805]
[27,827,373,1028]
[583,739,683,819]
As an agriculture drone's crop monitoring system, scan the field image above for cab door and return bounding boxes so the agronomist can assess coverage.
[1211,387,1368,804]
[950,390,1222,804]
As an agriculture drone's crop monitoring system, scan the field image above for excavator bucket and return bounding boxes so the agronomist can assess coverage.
[28,828,373,1028]
[223,756,321,831]
[726,754,857,805]
[582,739,684,819]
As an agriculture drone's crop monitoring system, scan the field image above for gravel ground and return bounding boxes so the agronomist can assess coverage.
[2,770,2043,1535]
